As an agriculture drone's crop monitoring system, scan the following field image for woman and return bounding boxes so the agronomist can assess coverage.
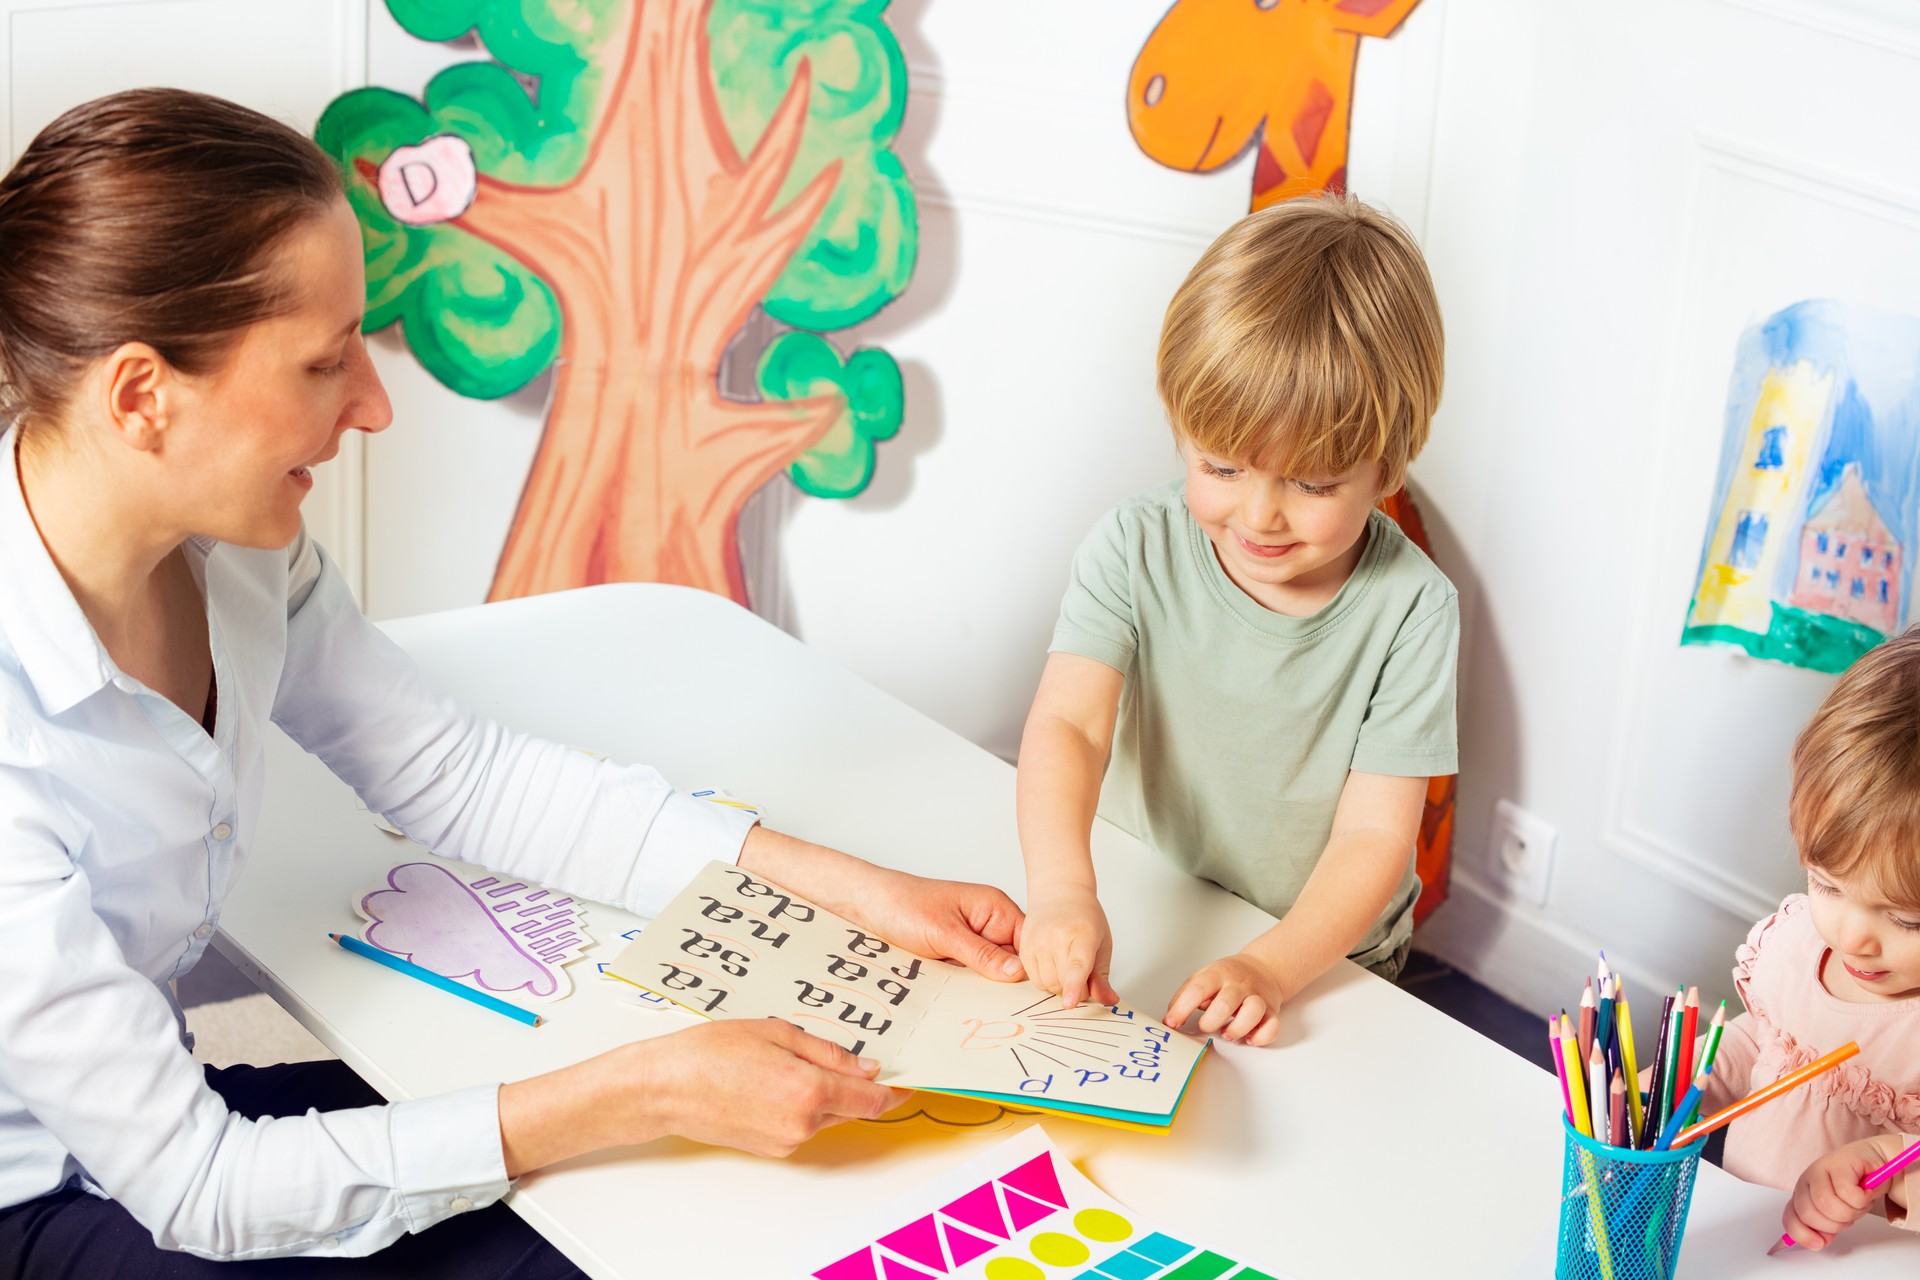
[0,89,1024,1277]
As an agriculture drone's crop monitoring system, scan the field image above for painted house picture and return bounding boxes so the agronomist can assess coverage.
[1683,299,1920,673]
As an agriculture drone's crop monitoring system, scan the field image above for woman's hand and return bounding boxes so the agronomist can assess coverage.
[499,1019,904,1174]
[1018,884,1118,1009]
[1163,952,1284,1046]
[739,826,1025,981]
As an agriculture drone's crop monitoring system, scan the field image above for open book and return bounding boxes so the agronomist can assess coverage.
[604,862,1208,1131]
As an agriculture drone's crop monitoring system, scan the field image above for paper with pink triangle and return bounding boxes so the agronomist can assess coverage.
[939,1221,999,1267]
[1000,1151,1067,1207]
[878,1216,945,1271]
[940,1184,1007,1239]
[998,1186,1057,1233]
[798,1128,1301,1280]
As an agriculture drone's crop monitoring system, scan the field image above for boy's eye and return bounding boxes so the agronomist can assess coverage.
[1292,479,1336,496]
[1893,916,1920,932]
[1809,875,1839,895]
[1199,460,1239,479]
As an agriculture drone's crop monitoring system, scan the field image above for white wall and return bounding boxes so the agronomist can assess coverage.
[1412,0,1920,1018]
[14,0,1917,1024]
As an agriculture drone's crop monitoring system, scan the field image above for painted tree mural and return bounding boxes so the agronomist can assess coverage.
[317,0,915,603]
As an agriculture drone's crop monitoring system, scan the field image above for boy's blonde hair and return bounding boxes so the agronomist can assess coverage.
[1156,193,1443,492]
[1791,627,1920,910]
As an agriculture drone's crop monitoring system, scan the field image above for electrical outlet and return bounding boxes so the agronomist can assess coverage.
[1486,799,1556,906]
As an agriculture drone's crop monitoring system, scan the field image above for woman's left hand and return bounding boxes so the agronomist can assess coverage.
[739,826,1026,981]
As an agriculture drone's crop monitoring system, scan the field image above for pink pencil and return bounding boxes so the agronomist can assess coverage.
[1550,1014,1574,1125]
[1769,1138,1920,1254]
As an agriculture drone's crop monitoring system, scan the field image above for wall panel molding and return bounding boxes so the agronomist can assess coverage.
[1600,134,1920,926]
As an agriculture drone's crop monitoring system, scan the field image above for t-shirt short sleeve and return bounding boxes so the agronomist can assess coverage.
[1349,592,1460,776]
[1049,510,1138,675]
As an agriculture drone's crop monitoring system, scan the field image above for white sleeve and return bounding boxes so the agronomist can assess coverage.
[0,761,507,1259]
[271,532,755,918]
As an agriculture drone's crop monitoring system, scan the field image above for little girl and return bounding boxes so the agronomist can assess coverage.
[1696,629,1920,1250]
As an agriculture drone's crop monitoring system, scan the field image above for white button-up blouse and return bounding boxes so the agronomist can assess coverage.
[0,427,756,1259]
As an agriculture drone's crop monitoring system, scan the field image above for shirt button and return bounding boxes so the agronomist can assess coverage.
[211,823,232,841]
[193,924,213,939]
[449,1196,472,1213]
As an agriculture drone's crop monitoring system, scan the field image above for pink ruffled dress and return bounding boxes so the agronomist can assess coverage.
[1702,894,1919,1227]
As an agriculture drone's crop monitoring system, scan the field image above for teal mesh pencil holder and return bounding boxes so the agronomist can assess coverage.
[1556,1116,1706,1280]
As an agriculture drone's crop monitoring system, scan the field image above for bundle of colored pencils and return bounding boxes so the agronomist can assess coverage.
[1552,954,1862,1154]
[1549,955,1726,1151]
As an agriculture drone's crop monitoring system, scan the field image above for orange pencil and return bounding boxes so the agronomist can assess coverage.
[1609,1074,1628,1150]
[1670,1042,1860,1147]
[1578,981,1596,1067]
[1674,985,1699,1108]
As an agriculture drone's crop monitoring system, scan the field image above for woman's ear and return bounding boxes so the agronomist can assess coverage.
[95,342,172,452]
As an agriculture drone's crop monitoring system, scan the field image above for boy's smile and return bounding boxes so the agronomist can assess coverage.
[1181,444,1385,616]
[1806,867,1920,1002]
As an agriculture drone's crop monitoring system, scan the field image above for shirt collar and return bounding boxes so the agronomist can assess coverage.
[0,425,120,715]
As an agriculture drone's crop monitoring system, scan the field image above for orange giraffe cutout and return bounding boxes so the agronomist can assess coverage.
[1127,0,1425,210]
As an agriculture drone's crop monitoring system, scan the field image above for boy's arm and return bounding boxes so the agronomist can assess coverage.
[1016,652,1125,1007]
[1170,769,1424,1033]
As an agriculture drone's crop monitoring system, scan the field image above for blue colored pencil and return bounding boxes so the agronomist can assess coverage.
[329,932,543,1028]
[1654,1065,1712,1150]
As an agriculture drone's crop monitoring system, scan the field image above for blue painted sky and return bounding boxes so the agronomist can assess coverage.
[1697,298,1920,621]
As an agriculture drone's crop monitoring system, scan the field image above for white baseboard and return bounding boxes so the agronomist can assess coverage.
[1415,868,1679,1023]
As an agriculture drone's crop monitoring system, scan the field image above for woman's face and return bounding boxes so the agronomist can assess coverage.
[166,197,390,550]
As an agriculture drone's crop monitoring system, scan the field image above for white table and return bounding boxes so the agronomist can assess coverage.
[215,585,1911,1278]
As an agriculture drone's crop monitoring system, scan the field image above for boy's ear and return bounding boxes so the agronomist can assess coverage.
[96,342,173,453]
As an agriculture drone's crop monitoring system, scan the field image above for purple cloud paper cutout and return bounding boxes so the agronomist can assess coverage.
[357,861,592,1002]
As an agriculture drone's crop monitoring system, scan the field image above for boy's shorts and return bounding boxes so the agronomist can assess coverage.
[1365,937,1413,984]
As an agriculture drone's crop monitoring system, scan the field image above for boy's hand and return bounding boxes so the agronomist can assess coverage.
[1019,885,1118,1009]
[1164,952,1284,1046]
[1782,1138,1890,1250]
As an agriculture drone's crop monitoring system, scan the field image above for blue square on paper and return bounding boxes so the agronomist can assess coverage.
[1128,1233,1194,1264]
[1089,1250,1163,1279]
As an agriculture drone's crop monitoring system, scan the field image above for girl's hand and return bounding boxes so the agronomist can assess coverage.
[1164,952,1284,1046]
[1018,884,1118,1009]
[1782,1137,1892,1250]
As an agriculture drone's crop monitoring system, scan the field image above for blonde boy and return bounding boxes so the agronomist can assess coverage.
[1017,194,1456,1045]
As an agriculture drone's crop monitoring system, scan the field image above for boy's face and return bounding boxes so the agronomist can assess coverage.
[1180,441,1387,616]
[1805,864,1920,1002]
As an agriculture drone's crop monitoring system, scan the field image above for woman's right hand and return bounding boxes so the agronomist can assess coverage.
[499,1019,904,1174]
[1017,884,1118,1010]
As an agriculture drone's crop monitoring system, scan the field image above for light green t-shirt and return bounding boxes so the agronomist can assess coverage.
[1050,480,1459,968]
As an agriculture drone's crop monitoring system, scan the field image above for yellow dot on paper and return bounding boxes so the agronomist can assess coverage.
[1074,1208,1133,1242]
[1029,1233,1091,1266]
[983,1260,1044,1280]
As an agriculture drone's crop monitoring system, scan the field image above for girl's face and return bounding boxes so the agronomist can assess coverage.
[1180,441,1386,616]
[165,197,390,549]
[1805,865,1920,1002]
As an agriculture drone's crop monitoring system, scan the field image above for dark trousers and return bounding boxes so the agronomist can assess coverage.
[0,1061,584,1279]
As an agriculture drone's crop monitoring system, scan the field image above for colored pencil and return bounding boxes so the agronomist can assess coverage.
[1769,1137,1920,1255]
[329,932,543,1028]
[1615,980,1645,1140]
[1673,986,1699,1112]
[1551,1015,1575,1126]
[1561,1015,1593,1139]
[1637,994,1675,1149]
[1687,1002,1726,1125]
[1578,981,1596,1068]
[1594,976,1615,1077]
[1589,1041,1609,1144]
[1654,1066,1712,1150]
[1655,992,1685,1141]
[1670,1042,1859,1148]
[1609,1075,1627,1152]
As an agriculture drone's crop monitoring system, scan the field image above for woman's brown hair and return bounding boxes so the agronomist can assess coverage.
[0,87,343,431]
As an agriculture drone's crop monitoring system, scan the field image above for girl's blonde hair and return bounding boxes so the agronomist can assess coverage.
[1156,193,1443,492]
[1791,627,1920,909]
